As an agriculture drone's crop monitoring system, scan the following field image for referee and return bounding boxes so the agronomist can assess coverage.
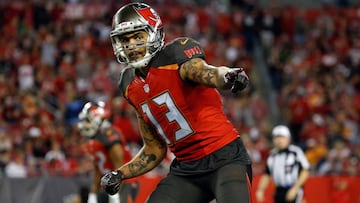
[256,125,310,203]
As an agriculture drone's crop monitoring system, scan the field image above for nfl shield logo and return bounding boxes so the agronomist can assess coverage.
[143,84,149,93]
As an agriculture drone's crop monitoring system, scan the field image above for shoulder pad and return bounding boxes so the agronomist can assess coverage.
[118,67,135,96]
[166,37,206,66]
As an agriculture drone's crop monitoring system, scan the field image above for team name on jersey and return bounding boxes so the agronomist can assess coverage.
[183,46,202,58]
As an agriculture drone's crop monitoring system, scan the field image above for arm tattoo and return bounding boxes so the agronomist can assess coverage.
[128,151,156,175]
[126,114,166,176]
[138,114,166,149]
[181,58,218,87]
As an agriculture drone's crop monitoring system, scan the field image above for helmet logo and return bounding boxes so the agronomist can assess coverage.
[143,84,150,93]
[136,7,161,28]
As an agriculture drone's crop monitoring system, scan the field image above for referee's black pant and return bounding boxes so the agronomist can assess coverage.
[274,186,303,203]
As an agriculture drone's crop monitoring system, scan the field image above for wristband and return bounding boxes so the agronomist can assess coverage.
[87,193,97,203]
[108,193,120,203]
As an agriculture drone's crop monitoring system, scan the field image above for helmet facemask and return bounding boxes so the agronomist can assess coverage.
[77,117,101,138]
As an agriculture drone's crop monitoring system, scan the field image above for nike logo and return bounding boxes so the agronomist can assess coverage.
[180,38,189,45]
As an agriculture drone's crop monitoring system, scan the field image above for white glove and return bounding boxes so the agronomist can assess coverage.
[87,193,98,203]
[108,193,120,203]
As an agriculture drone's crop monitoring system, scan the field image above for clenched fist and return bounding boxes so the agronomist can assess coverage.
[100,170,124,195]
[224,68,249,93]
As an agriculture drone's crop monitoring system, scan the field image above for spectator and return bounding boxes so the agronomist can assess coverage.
[44,139,65,163]
[317,138,351,175]
[5,148,27,178]
[0,129,12,176]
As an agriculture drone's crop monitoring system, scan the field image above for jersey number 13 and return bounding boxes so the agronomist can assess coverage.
[141,92,193,145]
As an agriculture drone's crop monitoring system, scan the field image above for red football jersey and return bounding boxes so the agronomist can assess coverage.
[118,38,239,161]
[84,126,131,175]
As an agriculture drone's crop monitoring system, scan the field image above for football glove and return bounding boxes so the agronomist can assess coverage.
[224,68,249,93]
[100,170,124,195]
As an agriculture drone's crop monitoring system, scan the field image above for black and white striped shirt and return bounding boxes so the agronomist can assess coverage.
[265,145,310,188]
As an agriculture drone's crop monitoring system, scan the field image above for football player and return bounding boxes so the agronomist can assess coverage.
[78,101,138,203]
[101,3,252,203]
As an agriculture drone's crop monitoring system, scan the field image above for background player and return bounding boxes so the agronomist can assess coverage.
[78,101,138,203]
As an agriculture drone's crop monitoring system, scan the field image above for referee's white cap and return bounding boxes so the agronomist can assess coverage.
[272,125,291,138]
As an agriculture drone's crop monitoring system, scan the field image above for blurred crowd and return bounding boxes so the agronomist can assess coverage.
[0,0,359,179]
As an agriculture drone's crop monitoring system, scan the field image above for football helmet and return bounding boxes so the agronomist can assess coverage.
[78,101,110,137]
[110,3,165,68]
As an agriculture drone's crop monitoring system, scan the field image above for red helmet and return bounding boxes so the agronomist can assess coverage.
[110,3,165,68]
[78,101,110,137]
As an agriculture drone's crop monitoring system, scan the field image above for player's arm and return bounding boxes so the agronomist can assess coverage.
[100,113,167,195]
[108,143,125,169]
[117,113,167,178]
[89,167,102,193]
[179,58,249,92]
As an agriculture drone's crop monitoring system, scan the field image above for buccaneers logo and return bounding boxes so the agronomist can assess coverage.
[136,7,162,28]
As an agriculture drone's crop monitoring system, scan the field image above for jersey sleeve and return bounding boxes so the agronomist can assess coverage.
[265,155,272,175]
[118,67,136,97]
[171,37,206,66]
[294,146,310,170]
[98,128,123,150]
